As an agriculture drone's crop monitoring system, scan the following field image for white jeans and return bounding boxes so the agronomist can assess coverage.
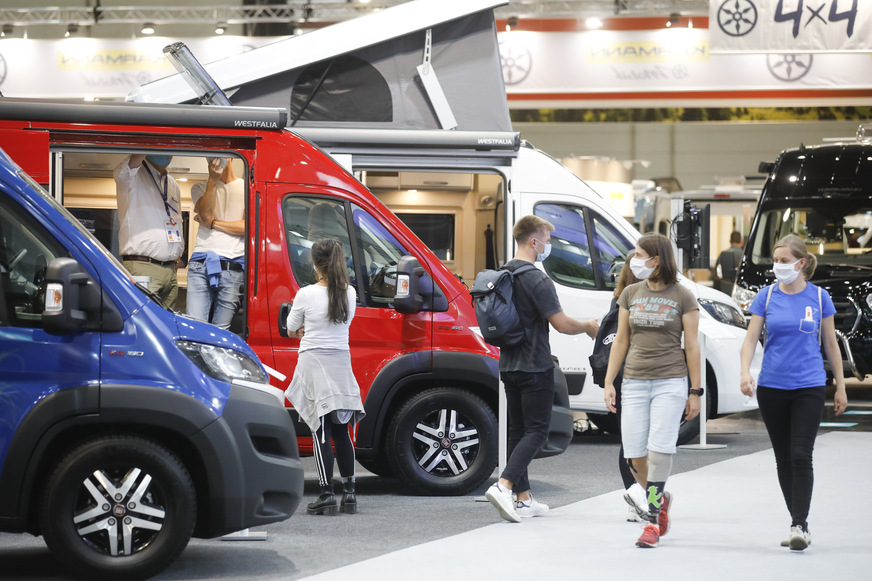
[621,377,687,458]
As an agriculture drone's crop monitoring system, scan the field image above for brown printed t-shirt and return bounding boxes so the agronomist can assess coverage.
[617,281,699,380]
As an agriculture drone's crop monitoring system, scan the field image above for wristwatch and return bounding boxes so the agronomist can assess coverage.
[689,388,704,396]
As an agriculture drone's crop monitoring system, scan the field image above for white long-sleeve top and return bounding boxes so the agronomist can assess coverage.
[286,284,356,352]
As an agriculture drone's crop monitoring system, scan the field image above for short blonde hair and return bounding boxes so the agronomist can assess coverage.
[513,215,554,245]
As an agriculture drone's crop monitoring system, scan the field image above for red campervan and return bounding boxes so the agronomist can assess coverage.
[0,98,572,495]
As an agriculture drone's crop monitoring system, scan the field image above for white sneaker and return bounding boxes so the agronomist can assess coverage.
[623,483,648,522]
[515,495,549,518]
[787,525,811,551]
[485,482,521,523]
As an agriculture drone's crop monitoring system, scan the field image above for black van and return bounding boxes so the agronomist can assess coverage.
[733,136,872,380]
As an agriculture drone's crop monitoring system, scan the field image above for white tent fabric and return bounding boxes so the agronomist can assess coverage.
[129,0,512,132]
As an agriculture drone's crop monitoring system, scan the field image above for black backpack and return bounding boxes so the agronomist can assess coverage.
[470,263,536,348]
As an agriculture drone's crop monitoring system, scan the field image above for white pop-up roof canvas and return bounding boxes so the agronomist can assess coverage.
[129,0,512,133]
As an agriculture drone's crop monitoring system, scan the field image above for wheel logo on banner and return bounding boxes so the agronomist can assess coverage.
[767,53,813,81]
[717,0,759,37]
[499,39,532,86]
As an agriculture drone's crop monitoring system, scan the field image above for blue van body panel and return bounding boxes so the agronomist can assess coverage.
[0,147,302,537]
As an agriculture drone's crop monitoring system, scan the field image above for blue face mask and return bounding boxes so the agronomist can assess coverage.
[146,155,172,168]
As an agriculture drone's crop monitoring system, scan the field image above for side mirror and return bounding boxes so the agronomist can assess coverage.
[278,301,293,337]
[758,161,775,174]
[393,255,424,315]
[42,257,101,335]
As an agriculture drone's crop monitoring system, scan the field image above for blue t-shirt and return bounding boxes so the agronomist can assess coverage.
[749,282,835,390]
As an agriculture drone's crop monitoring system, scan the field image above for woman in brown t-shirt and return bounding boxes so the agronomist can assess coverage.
[603,233,702,548]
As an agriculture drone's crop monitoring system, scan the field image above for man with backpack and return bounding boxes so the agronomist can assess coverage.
[483,215,599,522]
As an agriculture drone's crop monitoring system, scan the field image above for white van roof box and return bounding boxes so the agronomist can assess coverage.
[129,0,511,134]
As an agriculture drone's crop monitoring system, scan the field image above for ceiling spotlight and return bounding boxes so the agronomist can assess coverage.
[141,23,155,35]
[215,23,226,35]
[586,17,604,29]
[506,15,519,32]
[1,24,13,37]
[65,23,78,38]
[688,17,693,29]
[666,13,680,27]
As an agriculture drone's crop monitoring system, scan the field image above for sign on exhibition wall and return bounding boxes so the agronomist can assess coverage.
[498,27,872,107]
[0,36,285,100]
[709,0,872,53]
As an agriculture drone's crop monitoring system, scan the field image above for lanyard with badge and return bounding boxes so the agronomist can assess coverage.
[144,162,182,244]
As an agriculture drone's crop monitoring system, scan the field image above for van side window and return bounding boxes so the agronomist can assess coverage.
[282,197,356,289]
[534,203,633,290]
[351,205,410,307]
[0,198,69,328]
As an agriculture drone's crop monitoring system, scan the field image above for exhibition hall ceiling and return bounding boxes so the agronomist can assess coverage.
[1,1,711,34]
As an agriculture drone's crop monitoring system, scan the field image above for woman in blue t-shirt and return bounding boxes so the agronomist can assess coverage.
[740,234,848,551]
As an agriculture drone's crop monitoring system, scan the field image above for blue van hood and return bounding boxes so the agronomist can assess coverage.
[174,313,255,355]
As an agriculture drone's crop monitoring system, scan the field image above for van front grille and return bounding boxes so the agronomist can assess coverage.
[832,297,858,334]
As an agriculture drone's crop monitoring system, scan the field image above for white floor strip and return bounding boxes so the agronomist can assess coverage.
[302,432,869,581]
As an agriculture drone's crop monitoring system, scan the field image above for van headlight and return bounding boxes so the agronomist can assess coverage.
[177,341,268,384]
[698,299,747,329]
[733,286,758,313]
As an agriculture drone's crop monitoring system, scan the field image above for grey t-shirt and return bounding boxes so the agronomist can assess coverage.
[618,281,699,380]
[498,260,563,373]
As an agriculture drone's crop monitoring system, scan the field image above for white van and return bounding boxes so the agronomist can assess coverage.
[129,0,761,442]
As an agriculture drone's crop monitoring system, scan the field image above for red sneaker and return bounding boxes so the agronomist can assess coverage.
[636,523,660,548]
[658,491,673,536]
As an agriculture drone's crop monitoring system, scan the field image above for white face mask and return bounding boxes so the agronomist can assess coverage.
[630,256,655,280]
[773,259,801,284]
[534,239,552,262]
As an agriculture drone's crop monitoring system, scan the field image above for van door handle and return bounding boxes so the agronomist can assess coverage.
[278,301,293,337]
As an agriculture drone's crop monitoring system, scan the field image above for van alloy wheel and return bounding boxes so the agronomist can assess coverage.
[387,388,497,496]
[40,435,196,581]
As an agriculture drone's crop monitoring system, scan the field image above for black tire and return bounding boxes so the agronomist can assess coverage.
[40,435,196,581]
[387,388,497,496]
[587,412,620,434]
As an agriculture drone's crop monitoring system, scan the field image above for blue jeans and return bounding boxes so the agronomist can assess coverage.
[499,369,554,494]
[186,260,244,330]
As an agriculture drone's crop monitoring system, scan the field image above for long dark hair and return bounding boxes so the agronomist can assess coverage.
[637,233,678,285]
[311,238,350,324]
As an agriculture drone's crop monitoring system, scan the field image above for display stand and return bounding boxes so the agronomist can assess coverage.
[220,528,267,541]
[680,333,726,450]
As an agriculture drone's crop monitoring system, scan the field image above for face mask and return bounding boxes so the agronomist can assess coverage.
[535,240,551,262]
[146,155,172,168]
[630,256,656,280]
[773,259,801,284]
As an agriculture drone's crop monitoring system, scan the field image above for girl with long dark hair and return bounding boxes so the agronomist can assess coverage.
[285,238,365,515]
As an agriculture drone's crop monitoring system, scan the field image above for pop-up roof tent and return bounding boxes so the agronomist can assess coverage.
[129,0,511,134]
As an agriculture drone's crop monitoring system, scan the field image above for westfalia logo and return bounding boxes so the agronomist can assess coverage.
[234,120,279,128]
[477,138,513,145]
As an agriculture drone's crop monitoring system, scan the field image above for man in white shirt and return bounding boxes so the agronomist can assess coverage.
[186,157,246,330]
[114,154,184,308]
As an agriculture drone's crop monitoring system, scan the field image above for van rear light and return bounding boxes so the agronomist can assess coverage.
[45,283,63,312]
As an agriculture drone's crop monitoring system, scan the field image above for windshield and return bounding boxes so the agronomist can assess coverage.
[748,203,872,268]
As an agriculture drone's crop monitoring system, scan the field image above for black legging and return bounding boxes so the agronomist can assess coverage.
[756,385,826,530]
[613,379,635,489]
[312,415,356,488]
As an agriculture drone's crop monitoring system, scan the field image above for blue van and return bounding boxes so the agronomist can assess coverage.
[0,147,303,579]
